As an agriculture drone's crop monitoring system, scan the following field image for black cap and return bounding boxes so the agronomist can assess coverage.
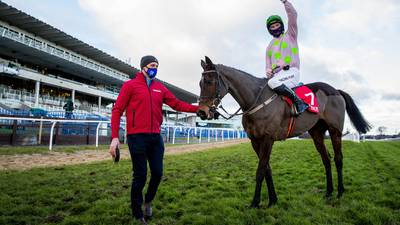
[140,55,158,69]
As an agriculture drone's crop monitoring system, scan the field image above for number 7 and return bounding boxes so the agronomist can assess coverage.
[305,93,315,105]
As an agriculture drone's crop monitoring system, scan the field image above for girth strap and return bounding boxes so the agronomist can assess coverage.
[246,94,278,115]
[286,105,296,138]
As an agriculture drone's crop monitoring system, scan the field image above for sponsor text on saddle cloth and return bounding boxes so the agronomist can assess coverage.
[284,85,319,113]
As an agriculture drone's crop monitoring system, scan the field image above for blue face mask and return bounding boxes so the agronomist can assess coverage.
[146,68,157,79]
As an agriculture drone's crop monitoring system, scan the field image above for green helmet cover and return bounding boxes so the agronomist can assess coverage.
[266,15,283,27]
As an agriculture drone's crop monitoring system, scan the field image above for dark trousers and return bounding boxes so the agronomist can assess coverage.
[127,133,164,219]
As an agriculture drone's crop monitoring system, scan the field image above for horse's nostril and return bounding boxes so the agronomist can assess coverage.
[197,110,208,120]
[197,110,205,117]
[213,111,220,120]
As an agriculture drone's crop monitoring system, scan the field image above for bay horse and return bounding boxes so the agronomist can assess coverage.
[197,56,371,207]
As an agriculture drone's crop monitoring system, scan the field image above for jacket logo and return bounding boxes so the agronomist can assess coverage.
[153,89,162,93]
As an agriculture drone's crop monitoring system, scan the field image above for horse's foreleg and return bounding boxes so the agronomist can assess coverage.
[329,128,345,198]
[250,138,275,208]
[265,162,277,206]
[249,159,266,208]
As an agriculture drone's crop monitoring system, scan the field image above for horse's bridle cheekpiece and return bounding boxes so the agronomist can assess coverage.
[200,69,277,120]
[199,69,226,119]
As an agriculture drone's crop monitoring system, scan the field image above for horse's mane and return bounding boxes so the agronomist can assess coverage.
[216,64,267,85]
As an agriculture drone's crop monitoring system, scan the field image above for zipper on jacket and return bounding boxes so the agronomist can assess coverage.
[147,82,153,133]
[132,110,135,128]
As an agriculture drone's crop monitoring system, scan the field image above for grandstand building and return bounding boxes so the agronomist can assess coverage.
[0,1,244,147]
[0,1,238,134]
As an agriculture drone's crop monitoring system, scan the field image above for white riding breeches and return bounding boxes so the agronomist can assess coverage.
[268,67,300,89]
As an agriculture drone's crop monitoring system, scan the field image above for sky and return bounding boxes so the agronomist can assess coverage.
[3,0,400,134]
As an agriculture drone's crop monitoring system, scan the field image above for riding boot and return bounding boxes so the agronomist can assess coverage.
[273,84,309,116]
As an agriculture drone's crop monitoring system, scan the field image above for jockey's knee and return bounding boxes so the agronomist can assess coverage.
[268,78,281,89]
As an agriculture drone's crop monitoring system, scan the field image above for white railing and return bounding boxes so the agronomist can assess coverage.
[162,125,246,145]
[342,132,360,142]
[0,116,247,151]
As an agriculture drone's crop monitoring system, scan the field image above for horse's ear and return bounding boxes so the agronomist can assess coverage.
[205,56,213,65]
[201,60,207,70]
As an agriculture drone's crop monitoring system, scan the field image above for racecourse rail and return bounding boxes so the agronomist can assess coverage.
[0,116,247,150]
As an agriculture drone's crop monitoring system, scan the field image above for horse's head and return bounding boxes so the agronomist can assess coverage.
[197,56,229,120]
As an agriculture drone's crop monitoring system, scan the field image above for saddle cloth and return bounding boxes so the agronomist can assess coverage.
[284,85,319,113]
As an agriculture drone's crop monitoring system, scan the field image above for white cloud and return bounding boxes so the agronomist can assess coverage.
[320,0,400,36]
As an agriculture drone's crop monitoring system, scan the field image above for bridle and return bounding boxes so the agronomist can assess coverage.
[199,69,225,108]
[199,69,277,120]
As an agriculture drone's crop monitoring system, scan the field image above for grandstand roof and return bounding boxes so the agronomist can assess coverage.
[0,1,199,103]
[0,1,138,76]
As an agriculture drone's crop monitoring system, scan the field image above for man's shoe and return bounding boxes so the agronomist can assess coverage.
[137,217,148,225]
[144,202,153,219]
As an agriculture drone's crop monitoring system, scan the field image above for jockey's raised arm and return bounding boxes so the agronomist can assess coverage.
[284,0,298,39]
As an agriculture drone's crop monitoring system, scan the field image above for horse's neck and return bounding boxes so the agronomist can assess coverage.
[219,65,274,111]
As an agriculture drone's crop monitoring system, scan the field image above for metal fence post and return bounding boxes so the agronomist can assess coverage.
[49,121,57,151]
[198,128,202,143]
[86,123,90,145]
[95,122,102,148]
[186,128,191,144]
[172,127,178,144]
[11,119,17,145]
[166,126,170,144]
[38,116,43,144]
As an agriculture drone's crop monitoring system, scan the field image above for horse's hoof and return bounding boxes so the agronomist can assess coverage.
[337,188,345,198]
[324,192,333,198]
[267,197,277,207]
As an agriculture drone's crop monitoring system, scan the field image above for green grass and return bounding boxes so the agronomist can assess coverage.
[0,140,399,225]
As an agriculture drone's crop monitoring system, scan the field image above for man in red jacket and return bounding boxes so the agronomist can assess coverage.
[109,55,200,224]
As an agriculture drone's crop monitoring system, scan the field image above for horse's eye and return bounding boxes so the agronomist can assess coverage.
[204,79,213,85]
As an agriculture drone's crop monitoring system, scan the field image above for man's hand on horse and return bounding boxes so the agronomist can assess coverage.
[197,105,211,120]
[109,138,120,158]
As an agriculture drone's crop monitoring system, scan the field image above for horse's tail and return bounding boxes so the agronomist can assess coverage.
[338,90,371,134]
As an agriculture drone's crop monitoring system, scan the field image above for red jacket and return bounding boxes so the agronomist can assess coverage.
[111,72,199,138]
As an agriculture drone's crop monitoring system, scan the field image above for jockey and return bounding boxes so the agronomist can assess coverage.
[265,0,308,115]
